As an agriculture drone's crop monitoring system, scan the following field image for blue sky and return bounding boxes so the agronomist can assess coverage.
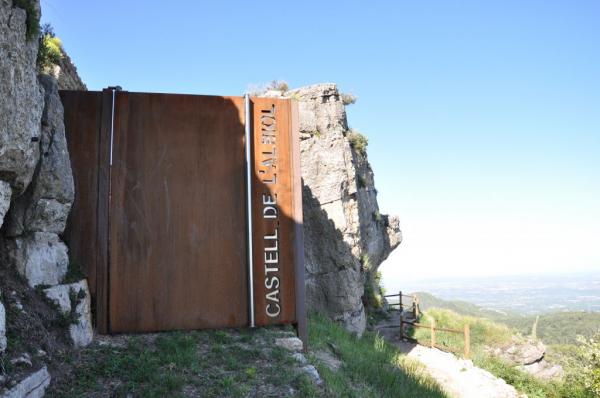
[42,1,600,282]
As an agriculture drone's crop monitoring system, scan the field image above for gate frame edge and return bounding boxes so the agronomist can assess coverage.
[95,88,115,334]
[290,99,308,351]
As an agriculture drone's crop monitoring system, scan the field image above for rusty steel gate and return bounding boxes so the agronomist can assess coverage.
[60,89,306,342]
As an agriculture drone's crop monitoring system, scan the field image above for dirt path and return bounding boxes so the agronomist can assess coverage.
[376,314,523,398]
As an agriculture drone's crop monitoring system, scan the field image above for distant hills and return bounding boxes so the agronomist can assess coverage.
[411,291,600,344]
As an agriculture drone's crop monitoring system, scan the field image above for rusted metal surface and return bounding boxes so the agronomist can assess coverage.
[61,90,305,336]
[109,93,248,332]
[250,97,300,326]
[60,90,102,294]
[60,90,111,333]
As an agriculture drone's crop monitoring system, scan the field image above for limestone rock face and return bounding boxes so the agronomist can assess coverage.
[2,232,68,287]
[0,0,44,194]
[51,50,87,91]
[285,84,402,335]
[43,280,94,347]
[4,75,74,236]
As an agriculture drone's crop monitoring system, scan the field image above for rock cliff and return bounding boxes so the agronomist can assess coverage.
[284,84,401,335]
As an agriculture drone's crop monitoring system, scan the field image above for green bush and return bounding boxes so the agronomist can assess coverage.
[347,129,368,155]
[37,24,63,71]
[12,0,40,40]
[579,332,600,396]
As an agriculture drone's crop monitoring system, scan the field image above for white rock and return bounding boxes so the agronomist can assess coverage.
[10,353,32,367]
[3,232,68,287]
[43,280,94,347]
[1,366,51,398]
[0,299,6,352]
[292,352,308,364]
[275,337,303,352]
[302,365,323,385]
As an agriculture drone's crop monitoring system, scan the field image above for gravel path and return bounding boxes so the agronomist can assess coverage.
[376,315,523,398]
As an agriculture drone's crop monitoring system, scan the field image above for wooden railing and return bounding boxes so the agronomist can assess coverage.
[400,318,471,358]
[381,292,471,358]
[384,291,420,319]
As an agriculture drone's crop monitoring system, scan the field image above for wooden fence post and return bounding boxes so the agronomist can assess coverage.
[399,291,403,313]
[415,296,420,318]
[464,324,470,358]
[412,298,417,319]
[399,312,404,340]
[430,318,436,348]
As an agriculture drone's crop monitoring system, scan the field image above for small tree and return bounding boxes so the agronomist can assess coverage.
[37,23,63,72]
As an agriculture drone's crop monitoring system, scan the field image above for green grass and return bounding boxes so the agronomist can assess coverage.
[50,328,318,397]
[410,308,514,352]
[308,312,448,398]
[473,353,592,398]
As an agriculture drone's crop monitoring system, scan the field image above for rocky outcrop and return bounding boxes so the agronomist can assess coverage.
[495,337,546,365]
[488,337,564,380]
[279,84,401,335]
[1,74,74,288]
[43,280,93,347]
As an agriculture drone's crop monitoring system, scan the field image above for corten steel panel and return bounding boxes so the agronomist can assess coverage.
[251,97,300,326]
[108,93,248,332]
[60,90,111,332]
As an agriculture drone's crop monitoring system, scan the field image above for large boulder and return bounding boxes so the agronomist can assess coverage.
[496,337,546,365]
[2,232,68,287]
[283,84,402,335]
[43,280,93,347]
[0,0,44,194]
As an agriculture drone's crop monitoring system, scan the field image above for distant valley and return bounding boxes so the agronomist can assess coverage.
[388,271,600,315]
